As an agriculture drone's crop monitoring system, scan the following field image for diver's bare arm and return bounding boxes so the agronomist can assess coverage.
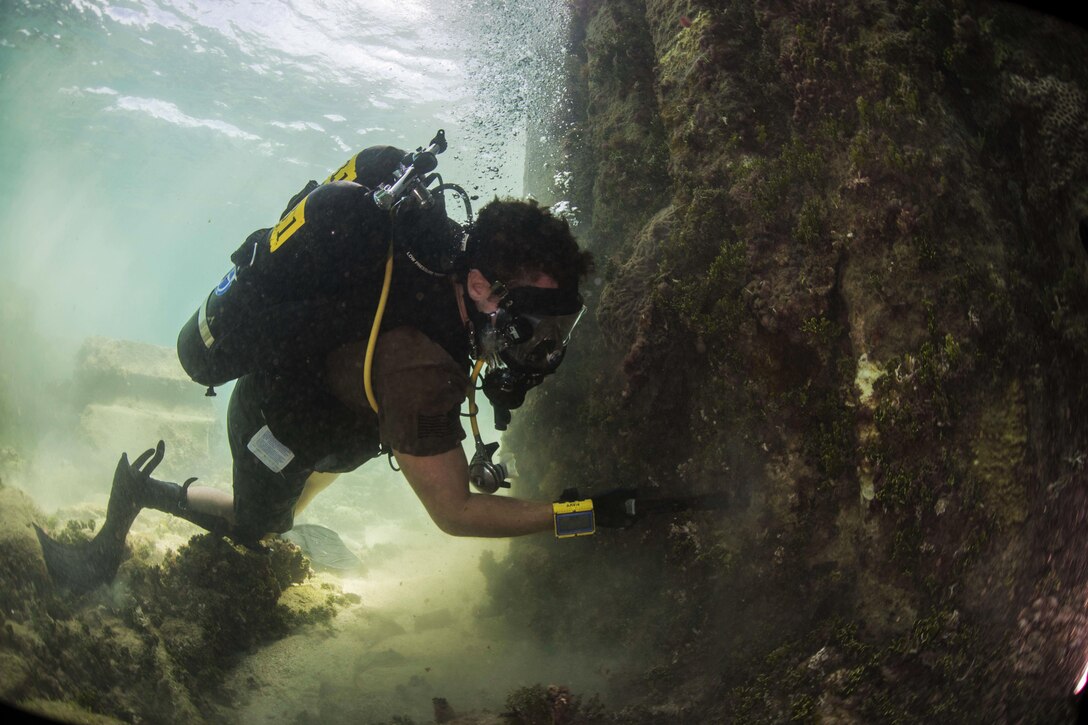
[396,447,553,537]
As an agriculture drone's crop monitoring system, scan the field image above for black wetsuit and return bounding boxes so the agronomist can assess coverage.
[179,146,471,543]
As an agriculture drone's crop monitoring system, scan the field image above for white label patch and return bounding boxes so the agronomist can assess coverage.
[247,425,295,473]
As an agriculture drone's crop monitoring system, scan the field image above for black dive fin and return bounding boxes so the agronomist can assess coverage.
[282,524,363,571]
[35,442,165,594]
[34,523,127,595]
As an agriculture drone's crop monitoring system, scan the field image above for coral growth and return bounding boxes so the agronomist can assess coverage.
[0,482,351,723]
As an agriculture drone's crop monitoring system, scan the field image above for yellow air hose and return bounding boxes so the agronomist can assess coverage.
[468,358,485,439]
[363,218,486,441]
[364,237,395,413]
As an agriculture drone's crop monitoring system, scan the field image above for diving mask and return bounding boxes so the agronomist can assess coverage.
[499,307,585,372]
[475,284,586,374]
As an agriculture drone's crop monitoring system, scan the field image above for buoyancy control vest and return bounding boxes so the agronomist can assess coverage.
[176,145,468,391]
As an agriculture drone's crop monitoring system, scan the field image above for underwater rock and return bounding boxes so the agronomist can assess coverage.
[74,337,199,405]
[412,607,456,632]
[0,486,51,615]
[433,695,456,722]
[0,482,352,723]
[72,337,216,466]
[502,683,605,725]
[354,647,408,674]
[596,204,676,353]
[500,0,1088,720]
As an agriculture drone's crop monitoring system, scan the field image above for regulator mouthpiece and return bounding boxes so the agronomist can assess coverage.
[468,440,512,494]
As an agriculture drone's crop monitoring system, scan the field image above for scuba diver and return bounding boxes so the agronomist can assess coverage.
[35,131,642,593]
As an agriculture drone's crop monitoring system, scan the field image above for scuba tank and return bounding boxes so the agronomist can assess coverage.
[177,132,468,391]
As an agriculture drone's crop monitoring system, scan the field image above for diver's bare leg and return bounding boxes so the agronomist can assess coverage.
[185,486,236,525]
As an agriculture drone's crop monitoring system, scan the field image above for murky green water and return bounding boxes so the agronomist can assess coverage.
[0,0,555,348]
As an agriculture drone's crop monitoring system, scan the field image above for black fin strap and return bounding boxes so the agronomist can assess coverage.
[179,477,198,510]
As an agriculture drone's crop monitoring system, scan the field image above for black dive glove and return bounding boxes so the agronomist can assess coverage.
[591,488,639,528]
[557,487,639,529]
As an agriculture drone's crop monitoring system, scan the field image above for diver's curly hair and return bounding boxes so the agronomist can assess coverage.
[466,198,594,290]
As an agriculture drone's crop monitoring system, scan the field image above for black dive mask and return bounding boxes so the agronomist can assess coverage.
[476,286,585,365]
[473,283,586,424]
